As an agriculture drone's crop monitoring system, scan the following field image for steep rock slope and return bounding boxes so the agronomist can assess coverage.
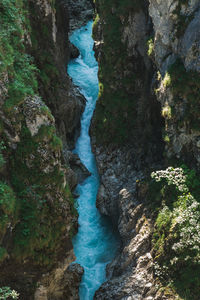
[92,0,200,299]
[0,0,90,298]
[149,0,200,167]
[92,0,163,159]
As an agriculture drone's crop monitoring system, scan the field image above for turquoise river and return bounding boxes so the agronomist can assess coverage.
[67,21,119,299]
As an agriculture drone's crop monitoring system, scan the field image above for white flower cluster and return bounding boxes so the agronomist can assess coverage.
[172,194,200,263]
[151,167,188,192]
[154,262,169,278]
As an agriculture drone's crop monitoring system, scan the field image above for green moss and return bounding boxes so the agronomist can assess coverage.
[40,105,54,122]
[163,72,171,88]
[163,134,170,143]
[34,125,56,142]
[0,0,75,271]
[147,38,154,56]
[0,0,38,113]
[12,186,66,266]
[50,135,63,151]
[1,123,70,266]
[33,124,63,152]
[167,59,200,129]
[40,63,59,88]
[0,181,17,244]
[93,0,146,144]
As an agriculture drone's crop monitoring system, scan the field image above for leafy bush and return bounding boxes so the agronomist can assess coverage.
[0,287,19,299]
[151,166,200,299]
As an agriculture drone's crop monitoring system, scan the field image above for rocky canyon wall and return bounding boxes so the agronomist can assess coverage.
[0,0,92,298]
[92,1,200,299]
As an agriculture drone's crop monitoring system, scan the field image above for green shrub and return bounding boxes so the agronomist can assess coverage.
[150,166,200,299]
[0,287,19,299]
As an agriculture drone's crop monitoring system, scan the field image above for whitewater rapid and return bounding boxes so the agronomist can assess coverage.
[67,21,119,299]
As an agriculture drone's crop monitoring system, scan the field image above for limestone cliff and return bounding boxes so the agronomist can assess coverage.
[149,0,200,167]
[92,0,200,299]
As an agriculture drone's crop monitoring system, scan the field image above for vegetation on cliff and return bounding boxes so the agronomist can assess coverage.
[148,165,200,299]
[167,59,200,130]
[0,0,77,295]
[93,0,200,299]
[93,0,147,144]
[0,287,19,299]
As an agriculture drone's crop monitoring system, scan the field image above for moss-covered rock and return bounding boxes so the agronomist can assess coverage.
[0,0,82,297]
[92,0,163,165]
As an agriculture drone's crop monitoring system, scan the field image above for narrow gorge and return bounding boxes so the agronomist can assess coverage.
[0,0,200,300]
[67,21,119,299]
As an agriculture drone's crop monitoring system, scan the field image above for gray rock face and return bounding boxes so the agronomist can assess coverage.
[67,0,94,32]
[92,0,200,299]
[149,0,200,166]
[180,9,200,71]
[149,0,200,72]
[122,10,151,69]
[94,145,142,226]
[92,143,156,299]
[29,0,86,152]
[35,259,84,300]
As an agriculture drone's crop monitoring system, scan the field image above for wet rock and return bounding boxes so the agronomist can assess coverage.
[68,152,91,184]
[57,79,86,150]
[69,42,80,59]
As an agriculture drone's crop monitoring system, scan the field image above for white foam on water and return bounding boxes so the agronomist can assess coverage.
[68,21,119,300]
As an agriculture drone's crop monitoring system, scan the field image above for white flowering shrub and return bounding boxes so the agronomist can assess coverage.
[0,287,19,299]
[150,166,200,297]
[151,167,188,193]
[172,194,200,264]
